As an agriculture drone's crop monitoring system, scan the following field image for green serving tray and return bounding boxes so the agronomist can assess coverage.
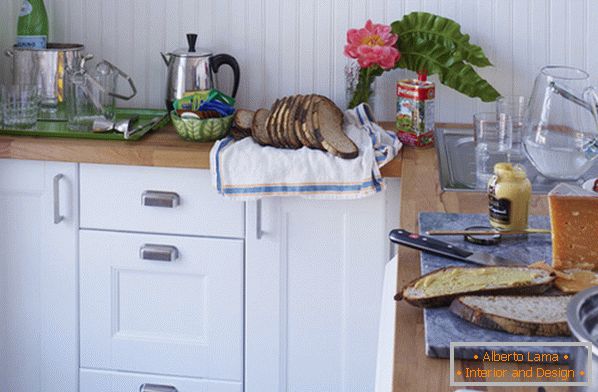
[0,108,170,141]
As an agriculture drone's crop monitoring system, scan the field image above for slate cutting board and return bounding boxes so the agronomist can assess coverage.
[418,212,575,360]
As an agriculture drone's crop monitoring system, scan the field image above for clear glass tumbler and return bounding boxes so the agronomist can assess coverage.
[496,95,528,160]
[1,84,40,129]
[474,112,513,186]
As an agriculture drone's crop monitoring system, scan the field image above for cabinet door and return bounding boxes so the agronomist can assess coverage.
[245,185,400,392]
[0,159,79,392]
[80,231,244,381]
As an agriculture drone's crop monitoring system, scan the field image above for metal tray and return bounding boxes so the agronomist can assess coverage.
[435,126,598,194]
[0,108,169,141]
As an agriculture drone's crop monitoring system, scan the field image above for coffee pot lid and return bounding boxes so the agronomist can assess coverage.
[170,33,212,57]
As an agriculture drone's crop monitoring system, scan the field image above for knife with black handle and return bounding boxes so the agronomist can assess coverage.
[389,229,523,266]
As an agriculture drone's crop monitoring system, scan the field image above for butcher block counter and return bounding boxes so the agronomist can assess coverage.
[393,125,570,392]
[0,123,403,176]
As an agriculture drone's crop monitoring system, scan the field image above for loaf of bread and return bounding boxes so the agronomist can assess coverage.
[245,94,359,159]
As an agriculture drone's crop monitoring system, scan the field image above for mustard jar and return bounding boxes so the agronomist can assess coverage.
[487,163,532,230]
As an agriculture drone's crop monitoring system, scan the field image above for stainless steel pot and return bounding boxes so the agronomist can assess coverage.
[567,286,598,391]
[161,33,240,110]
[5,43,85,113]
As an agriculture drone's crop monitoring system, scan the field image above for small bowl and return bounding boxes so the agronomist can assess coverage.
[170,110,233,142]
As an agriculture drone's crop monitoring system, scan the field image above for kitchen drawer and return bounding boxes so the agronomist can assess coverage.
[80,164,244,238]
[80,230,243,380]
[80,369,242,392]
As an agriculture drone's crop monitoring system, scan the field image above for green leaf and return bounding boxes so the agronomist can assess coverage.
[392,12,492,67]
[389,11,500,102]
[398,40,501,102]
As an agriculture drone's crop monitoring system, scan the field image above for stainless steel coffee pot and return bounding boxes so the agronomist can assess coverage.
[161,34,240,110]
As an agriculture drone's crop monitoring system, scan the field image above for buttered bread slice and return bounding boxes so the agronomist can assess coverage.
[397,266,555,308]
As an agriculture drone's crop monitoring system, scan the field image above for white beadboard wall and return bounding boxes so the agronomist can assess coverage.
[1,0,597,122]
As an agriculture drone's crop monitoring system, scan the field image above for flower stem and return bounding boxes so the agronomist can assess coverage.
[349,67,376,108]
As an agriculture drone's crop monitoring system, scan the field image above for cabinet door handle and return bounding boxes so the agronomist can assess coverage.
[141,191,180,208]
[139,384,178,392]
[256,199,263,239]
[139,244,179,262]
[53,174,64,224]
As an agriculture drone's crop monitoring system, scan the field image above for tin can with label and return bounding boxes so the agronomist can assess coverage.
[395,75,435,147]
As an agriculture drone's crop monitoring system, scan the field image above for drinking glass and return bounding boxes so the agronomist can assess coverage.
[474,112,513,186]
[497,95,528,160]
[1,84,40,129]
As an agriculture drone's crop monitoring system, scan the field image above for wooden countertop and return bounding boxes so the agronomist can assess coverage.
[0,123,402,177]
[393,127,569,392]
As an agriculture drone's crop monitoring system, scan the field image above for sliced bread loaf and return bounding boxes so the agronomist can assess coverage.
[397,266,555,308]
[450,295,572,337]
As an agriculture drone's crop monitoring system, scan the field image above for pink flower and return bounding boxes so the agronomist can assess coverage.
[344,20,400,70]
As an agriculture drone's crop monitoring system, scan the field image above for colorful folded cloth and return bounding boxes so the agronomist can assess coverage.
[210,103,402,200]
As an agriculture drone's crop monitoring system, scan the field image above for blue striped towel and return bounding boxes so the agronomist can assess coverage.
[210,103,402,200]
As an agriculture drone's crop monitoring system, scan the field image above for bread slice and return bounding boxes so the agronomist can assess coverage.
[231,126,251,140]
[450,295,572,337]
[233,109,255,132]
[300,95,323,149]
[276,96,292,148]
[267,98,283,147]
[397,266,555,308]
[285,95,302,149]
[294,95,312,148]
[251,109,271,146]
[312,98,358,159]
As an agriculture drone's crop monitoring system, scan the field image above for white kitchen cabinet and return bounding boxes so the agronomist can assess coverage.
[245,179,401,392]
[0,159,79,392]
[80,230,244,381]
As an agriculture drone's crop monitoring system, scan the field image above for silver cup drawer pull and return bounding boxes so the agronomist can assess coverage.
[139,244,179,262]
[141,191,180,208]
[139,384,178,392]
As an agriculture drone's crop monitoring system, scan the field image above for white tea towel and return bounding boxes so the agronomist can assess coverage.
[210,103,402,200]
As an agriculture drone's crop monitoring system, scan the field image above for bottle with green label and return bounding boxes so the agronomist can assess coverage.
[16,0,49,49]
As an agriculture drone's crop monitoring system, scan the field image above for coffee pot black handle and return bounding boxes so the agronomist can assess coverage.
[210,54,240,98]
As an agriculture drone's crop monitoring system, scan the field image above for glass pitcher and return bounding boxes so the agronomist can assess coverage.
[524,65,598,180]
[65,56,137,131]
